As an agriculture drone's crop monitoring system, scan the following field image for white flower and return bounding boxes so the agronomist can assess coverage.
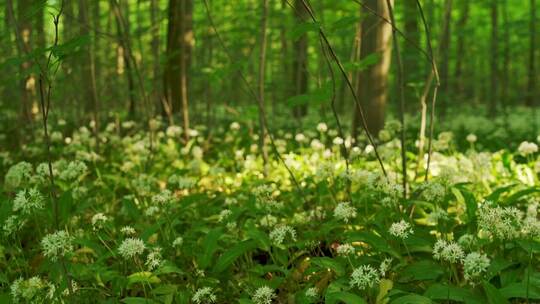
[146,247,163,270]
[120,226,136,236]
[379,258,393,276]
[172,236,184,248]
[463,252,490,282]
[477,203,522,240]
[350,265,380,290]
[333,202,357,223]
[518,141,538,156]
[230,122,240,131]
[5,162,33,189]
[41,230,74,261]
[433,239,464,263]
[269,225,296,245]
[91,213,108,229]
[466,134,477,143]
[152,189,174,205]
[166,125,182,137]
[389,220,413,239]
[218,209,232,223]
[59,161,87,181]
[192,287,217,304]
[295,133,306,143]
[333,137,344,145]
[12,188,44,214]
[118,238,146,259]
[305,287,319,298]
[364,145,374,154]
[336,244,355,256]
[252,286,276,304]
[317,122,328,133]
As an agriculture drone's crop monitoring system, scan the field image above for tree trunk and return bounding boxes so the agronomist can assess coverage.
[402,0,419,96]
[258,0,269,175]
[489,0,499,115]
[352,0,393,138]
[165,0,192,140]
[292,0,309,119]
[526,0,537,106]
[438,0,452,117]
[453,0,469,98]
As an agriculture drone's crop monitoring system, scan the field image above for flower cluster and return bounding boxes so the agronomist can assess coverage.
[41,230,74,261]
[10,276,55,303]
[252,286,276,304]
[433,239,465,263]
[118,238,146,259]
[518,141,538,156]
[336,244,355,256]
[269,225,296,246]
[192,287,217,304]
[388,220,414,239]
[12,188,44,215]
[146,247,163,270]
[463,252,490,282]
[477,203,523,240]
[333,202,357,223]
[350,265,380,290]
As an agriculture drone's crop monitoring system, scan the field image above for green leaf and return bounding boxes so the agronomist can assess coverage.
[504,187,540,204]
[482,281,509,304]
[326,292,367,304]
[398,261,444,282]
[424,284,484,304]
[198,228,223,269]
[290,22,319,40]
[391,294,433,304]
[213,239,257,273]
[346,231,400,258]
[121,297,159,304]
[499,282,540,300]
[127,272,161,286]
[485,184,517,202]
[310,257,346,276]
[344,53,381,72]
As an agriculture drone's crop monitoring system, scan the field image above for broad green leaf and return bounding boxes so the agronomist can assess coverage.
[398,261,444,282]
[127,272,161,286]
[499,282,540,300]
[198,228,223,269]
[390,294,432,304]
[213,239,258,273]
[121,297,159,304]
[310,257,346,276]
[482,281,509,304]
[346,231,400,258]
[504,187,540,204]
[424,284,484,304]
[326,291,367,304]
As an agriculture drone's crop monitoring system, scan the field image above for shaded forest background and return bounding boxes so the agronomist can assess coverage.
[0,0,539,147]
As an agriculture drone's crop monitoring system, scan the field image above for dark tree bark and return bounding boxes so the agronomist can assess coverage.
[292,0,309,119]
[352,0,393,138]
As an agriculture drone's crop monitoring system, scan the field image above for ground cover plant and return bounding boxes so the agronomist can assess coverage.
[1,0,540,303]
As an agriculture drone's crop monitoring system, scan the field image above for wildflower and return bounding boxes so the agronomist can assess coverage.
[152,189,174,205]
[477,203,522,240]
[458,234,476,249]
[333,202,357,223]
[172,237,184,248]
[463,252,490,282]
[3,215,25,236]
[433,239,464,263]
[317,122,328,133]
[466,134,477,143]
[145,206,160,217]
[91,213,108,230]
[10,276,54,303]
[295,133,307,143]
[333,137,344,145]
[218,209,232,223]
[121,226,136,236]
[336,244,355,256]
[379,258,393,276]
[12,188,44,215]
[252,286,276,304]
[388,220,413,239]
[350,265,380,290]
[269,225,297,246]
[118,238,146,259]
[59,161,87,181]
[41,230,74,261]
[421,181,446,202]
[192,287,217,304]
[518,141,538,156]
[5,162,33,189]
[260,215,278,227]
[166,125,182,137]
[230,122,241,131]
[146,247,163,270]
[305,287,319,298]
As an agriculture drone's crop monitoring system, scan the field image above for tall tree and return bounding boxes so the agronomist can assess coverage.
[352,0,393,138]
[438,0,452,116]
[258,0,269,174]
[402,0,420,93]
[164,0,193,140]
[291,0,309,119]
[489,0,499,115]
[453,0,469,97]
[526,0,537,106]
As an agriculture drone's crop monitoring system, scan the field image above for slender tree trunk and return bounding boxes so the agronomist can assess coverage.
[352,0,393,138]
[402,0,419,98]
[292,0,309,119]
[453,0,469,98]
[501,0,510,105]
[438,0,452,117]
[526,0,537,106]
[489,0,499,115]
[258,0,269,175]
